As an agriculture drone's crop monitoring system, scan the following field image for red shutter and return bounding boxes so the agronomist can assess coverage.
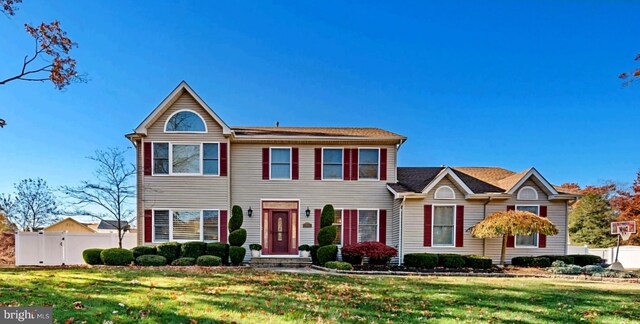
[379,209,387,244]
[455,205,464,247]
[379,148,387,181]
[539,206,547,248]
[292,148,299,180]
[143,142,152,176]
[506,205,515,247]
[314,209,321,244]
[350,209,358,243]
[144,209,152,243]
[220,210,228,243]
[220,143,228,176]
[314,148,321,180]
[343,149,351,180]
[262,148,269,180]
[351,149,358,181]
[424,205,432,247]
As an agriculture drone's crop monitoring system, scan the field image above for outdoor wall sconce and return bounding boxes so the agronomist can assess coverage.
[247,207,253,217]
[305,207,311,218]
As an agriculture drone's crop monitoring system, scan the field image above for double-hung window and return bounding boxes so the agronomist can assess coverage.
[515,205,539,247]
[323,149,343,180]
[153,210,170,242]
[153,209,219,242]
[358,210,378,242]
[433,206,455,246]
[203,143,219,175]
[358,149,379,180]
[333,209,343,245]
[152,142,219,175]
[203,210,219,241]
[270,148,291,179]
[153,143,169,175]
[172,210,201,240]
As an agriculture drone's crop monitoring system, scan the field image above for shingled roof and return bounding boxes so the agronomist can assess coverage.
[232,127,406,139]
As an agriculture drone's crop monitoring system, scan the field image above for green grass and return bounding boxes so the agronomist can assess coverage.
[0,268,639,323]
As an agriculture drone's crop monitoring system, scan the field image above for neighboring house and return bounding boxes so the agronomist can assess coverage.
[43,218,96,233]
[125,81,578,264]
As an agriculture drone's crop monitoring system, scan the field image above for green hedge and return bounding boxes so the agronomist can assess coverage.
[325,261,353,271]
[229,205,244,232]
[157,242,182,263]
[511,256,552,268]
[437,254,466,269]
[545,255,575,265]
[317,226,337,247]
[568,254,603,266]
[341,253,363,266]
[317,245,338,266]
[403,253,439,269]
[131,246,156,259]
[181,241,207,259]
[136,255,167,266]
[82,248,104,265]
[464,255,492,269]
[229,228,247,247]
[229,246,246,266]
[171,257,195,266]
[207,243,229,265]
[320,204,335,228]
[310,245,320,265]
[100,248,134,266]
[196,255,222,267]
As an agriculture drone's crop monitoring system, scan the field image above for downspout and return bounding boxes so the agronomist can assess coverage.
[482,198,491,257]
[399,195,406,265]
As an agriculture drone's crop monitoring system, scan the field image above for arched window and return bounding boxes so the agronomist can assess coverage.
[165,110,206,132]
[517,186,538,200]
[434,185,455,199]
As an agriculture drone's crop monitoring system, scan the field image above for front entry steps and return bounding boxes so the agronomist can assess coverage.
[250,256,312,268]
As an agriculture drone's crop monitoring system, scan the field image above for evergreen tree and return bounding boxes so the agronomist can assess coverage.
[569,193,617,248]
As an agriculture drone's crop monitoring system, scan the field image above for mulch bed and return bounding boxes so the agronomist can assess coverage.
[0,233,15,265]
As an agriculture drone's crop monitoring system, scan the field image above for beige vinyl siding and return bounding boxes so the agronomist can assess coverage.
[401,177,568,264]
[231,144,396,255]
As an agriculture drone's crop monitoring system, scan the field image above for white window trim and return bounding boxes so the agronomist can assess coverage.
[432,204,457,247]
[514,205,540,248]
[163,109,208,133]
[356,209,379,242]
[517,186,539,200]
[321,147,344,181]
[434,185,456,200]
[152,142,220,176]
[269,147,292,180]
[333,209,344,246]
[357,147,380,181]
[152,209,221,243]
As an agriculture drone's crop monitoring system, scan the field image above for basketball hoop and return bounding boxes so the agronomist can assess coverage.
[619,226,632,241]
[610,221,636,269]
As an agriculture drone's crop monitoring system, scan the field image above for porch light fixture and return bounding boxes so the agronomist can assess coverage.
[305,207,311,218]
[247,207,253,217]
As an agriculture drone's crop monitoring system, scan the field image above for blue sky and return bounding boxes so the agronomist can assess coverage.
[1,0,639,198]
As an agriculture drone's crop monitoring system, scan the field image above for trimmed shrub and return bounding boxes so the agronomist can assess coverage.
[464,255,492,269]
[317,226,337,247]
[543,255,575,265]
[582,265,605,274]
[320,204,335,228]
[511,256,551,268]
[403,253,438,269]
[317,245,338,266]
[207,243,229,265]
[438,254,466,269]
[196,255,222,267]
[325,261,353,271]
[100,248,134,266]
[568,254,603,266]
[341,253,363,266]
[229,205,244,232]
[136,255,167,266]
[229,228,247,247]
[171,257,195,266]
[310,245,320,265]
[181,241,207,259]
[229,246,246,266]
[341,242,398,265]
[249,244,262,251]
[131,246,157,259]
[298,244,311,251]
[82,248,104,265]
[157,242,182,263]
[547,263,582,274]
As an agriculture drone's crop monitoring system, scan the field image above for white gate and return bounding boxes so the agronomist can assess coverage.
[15,231,137,266]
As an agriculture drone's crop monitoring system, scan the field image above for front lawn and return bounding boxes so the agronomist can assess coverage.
[0,268,638,323]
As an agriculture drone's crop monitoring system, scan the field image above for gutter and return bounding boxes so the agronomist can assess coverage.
[399,196,407,265]
[482,198,491,257]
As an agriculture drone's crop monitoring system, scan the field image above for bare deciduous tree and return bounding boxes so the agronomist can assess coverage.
[61,148,136,248]
[0,178,59,231]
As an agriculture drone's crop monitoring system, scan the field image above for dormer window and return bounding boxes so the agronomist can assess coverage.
[165,110,206,132]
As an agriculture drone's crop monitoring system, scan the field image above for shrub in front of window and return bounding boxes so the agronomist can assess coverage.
[463,255,492,269]
[298,244,311,251]
[157,242,182,263]
[310,244,320,265]
[511,256,551,268]
[325,261,353,271]
[437,254,466,269]
[181,241,207,259]
[100,248,134,266]
[403,253,439,269]
[229,246,246,266]
[341,252,363,266]
[340,242,398,265]
[82,248,104,265]
[171,257,196,266]
[567,254,603,266]
[196,255,222,267]
[249,244,262,251]
[317,226,337,247]
[229,228,247,247]
[136,255,167,266]
[317,245,338,266]
[131,246,157,259]
[543,255,575,265]
[320,204,335,228]
[207,243,229,265]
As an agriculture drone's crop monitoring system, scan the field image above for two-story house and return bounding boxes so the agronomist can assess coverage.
[126,82,577,264]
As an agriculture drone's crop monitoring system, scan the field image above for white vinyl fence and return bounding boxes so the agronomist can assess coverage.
[15,231,137,266]
[587,246,640,270]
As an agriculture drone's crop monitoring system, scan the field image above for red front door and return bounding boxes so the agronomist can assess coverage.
[271,211,289,254]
